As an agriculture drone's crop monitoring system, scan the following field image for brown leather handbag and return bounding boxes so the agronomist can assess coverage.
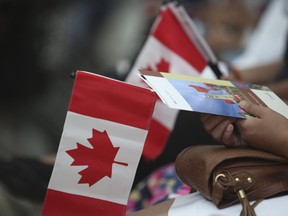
[175,145,288,216]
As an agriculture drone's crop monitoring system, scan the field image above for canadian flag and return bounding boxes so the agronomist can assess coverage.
[42,71,156,216]
[125,2,220,160]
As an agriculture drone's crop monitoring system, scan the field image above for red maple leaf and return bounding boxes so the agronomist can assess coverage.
[140,58,170,102]
[155,58,170,72]
[66,129,128,186]
[142,58,170,72]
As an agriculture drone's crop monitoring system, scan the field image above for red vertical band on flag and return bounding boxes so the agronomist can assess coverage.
[143,119,170,160]
[69,71,156,130]
[42,189,126,216]
[152,8,207,72]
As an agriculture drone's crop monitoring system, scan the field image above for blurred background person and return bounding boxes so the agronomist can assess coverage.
[222,0,288,103]
[0,0,161,215]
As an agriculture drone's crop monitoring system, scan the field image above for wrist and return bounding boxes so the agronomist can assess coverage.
[230,67,243,81]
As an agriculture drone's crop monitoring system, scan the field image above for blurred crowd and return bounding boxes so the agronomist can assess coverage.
[0,0,287,215]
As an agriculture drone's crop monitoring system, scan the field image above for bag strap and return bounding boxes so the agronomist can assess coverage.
[213,172,257,216]
[238,188,258,216]
[214,171,288,216]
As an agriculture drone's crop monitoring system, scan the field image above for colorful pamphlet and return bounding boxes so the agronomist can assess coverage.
[140,70,288,118]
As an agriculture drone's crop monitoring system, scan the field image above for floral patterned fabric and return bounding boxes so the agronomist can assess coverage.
[126,162,191,214]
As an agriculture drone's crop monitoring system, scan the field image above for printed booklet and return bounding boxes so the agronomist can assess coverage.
[139,70,288,119]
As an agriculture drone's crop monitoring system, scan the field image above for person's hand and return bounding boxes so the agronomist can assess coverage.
[235,101,288,157]
[200,113,245,146]
[220,74,237,81]
[220,67,243,81]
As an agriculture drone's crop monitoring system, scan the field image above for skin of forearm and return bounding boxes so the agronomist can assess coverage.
[237,60,284,84]
[268,78,288,101]
[246,126,288,159]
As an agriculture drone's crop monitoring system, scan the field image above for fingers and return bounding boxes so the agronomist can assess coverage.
[239,101,267,118]
[222,124,235,146]
[200,114,229,133]
[200,113,211,122]
[220,75,230,80]
[200,113,236,143]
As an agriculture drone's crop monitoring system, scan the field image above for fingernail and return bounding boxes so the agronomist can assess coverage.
[239,101,246,108]
[227,124,233,132]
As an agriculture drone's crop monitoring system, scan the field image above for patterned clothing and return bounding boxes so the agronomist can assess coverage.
[126,162,191,214]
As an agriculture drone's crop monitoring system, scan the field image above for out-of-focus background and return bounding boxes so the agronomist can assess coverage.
[0,0,161,159]
[0,0,287,215]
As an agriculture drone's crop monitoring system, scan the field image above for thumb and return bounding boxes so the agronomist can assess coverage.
[220,75,229,80]
[239,101,266,118]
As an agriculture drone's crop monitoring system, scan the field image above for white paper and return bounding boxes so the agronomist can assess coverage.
[169,192,288,216]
